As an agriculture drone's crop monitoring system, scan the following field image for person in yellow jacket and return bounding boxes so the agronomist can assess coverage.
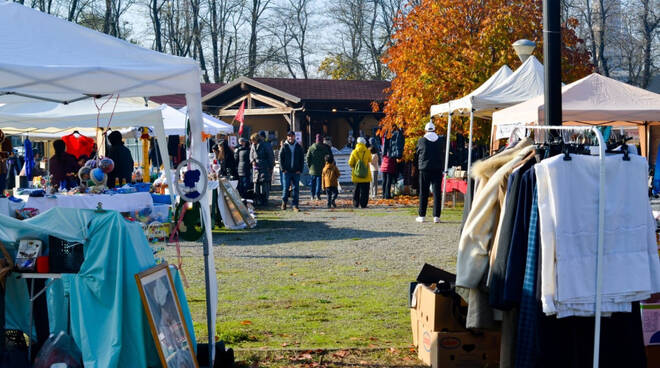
[348,137,372,208]
[321,154,340,208]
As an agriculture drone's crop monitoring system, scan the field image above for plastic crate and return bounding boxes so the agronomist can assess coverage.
[133,183,151,192]
[48,236,84,274]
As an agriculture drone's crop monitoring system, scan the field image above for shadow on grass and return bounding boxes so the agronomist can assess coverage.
[235,254,328,259]
[214,218,413,246]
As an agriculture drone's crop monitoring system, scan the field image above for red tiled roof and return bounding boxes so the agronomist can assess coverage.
[250,78,390,101]
[150,78,390,107]
[150,83,223,107]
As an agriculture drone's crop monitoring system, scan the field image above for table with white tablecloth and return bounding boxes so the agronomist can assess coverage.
[24,192,154,214]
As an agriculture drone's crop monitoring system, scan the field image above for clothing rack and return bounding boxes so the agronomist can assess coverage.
[511,125,606,368]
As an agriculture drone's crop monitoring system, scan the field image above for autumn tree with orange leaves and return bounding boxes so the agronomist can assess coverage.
[377,0,593,159]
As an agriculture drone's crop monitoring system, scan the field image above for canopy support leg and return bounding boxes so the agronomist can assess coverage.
[440,112,452,215]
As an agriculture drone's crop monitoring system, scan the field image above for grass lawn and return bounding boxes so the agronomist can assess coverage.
[168,203,463,367]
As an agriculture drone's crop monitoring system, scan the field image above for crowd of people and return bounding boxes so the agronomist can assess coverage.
[48,130,134,190]
[207,125,473,221]
[0,121,481,224]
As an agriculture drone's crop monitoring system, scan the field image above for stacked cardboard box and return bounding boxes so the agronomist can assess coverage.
[410,281,500,367]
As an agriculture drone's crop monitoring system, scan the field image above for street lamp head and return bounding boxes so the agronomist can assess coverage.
[513,39,536,63]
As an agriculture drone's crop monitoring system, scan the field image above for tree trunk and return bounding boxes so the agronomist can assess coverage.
[210,0,220,82]
[67,0,78,21]
[248,3,258,77]
[192,0,210,83]
[152,0,163,52]
[103,0,112,35]
[639,0,656,88]
[221,36,233,82]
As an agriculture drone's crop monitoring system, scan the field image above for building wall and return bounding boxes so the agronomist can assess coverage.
[219,115,291,146]
[322,115,382,149]
[215,113,383,150]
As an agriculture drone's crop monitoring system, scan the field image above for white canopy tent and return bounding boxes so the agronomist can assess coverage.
[1,100,235,139]
[0,97,175,200]
[430,65,513,118]
[492,73,660,157]
[180,106,234,135]
[429,57,545,213]
[0,2,217,366]
[469,56,545,115]
[429,65,512,208]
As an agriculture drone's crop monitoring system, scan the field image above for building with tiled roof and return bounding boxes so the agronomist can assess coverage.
[151,77,390,149]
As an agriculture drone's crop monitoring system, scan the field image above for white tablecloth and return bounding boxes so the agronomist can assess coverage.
[25,192,154,214]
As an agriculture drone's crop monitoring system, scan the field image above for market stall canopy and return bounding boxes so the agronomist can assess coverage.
[0,3,217,364]
[0,2,200,103]
[430,65,513,117]
[179,106,234,134]
[492,73,660,128]
[163,104,233,135]
[0,97,161,136]
[468,55,545,117]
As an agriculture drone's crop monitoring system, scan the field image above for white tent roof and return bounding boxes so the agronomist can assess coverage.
[0,97,161,136]
[430,65,513,117]
[0,2,200,103]
[179,106,234,135]
[0,4,218,357]
[162,105,233,135]
[469,56,545,116]
[492,73,660,128]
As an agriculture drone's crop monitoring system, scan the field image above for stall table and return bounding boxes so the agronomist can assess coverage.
[24,192,154,214]
[16,273,63,358]
[442,178,468,208]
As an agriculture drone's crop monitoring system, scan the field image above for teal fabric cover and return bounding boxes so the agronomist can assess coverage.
[1,208,196,368]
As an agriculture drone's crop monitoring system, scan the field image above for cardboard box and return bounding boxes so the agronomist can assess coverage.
[641,300,660,345]
[417,284,465,332]
[418,323,500,368]
[411,308,420,347]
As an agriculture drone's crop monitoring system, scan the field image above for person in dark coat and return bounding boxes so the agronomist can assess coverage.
[5,150,21,190]
[49,139,78,190]
[213,138,237,179]
[259,131,275,202]
[306,134,331,201]
[415,122,446,223]
[234,137,251,197]
[149,137,163,168]
[279,131,304,211]
[250,133,270,206]
[106,130,134,187]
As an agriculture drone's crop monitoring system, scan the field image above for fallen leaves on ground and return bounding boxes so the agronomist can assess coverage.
[333,350,350,358]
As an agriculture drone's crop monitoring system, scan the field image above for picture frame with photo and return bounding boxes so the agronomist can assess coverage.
[135,263,198,368]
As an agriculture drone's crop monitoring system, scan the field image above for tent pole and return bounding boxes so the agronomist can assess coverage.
[440,110,452,214]
[186,92,217,367]
[467,110,474,176]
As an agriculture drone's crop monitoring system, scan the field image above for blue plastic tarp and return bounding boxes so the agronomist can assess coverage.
[1,208,196,368]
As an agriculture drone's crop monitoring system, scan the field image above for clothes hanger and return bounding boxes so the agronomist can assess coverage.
[605,135,631,161]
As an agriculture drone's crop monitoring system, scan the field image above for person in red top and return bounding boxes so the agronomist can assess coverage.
[62,132,94,159]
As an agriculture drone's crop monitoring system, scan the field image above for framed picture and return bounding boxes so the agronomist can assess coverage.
[219,178,257,228]
[135,263,198,368]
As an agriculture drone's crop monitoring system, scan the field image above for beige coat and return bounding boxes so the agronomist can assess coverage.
[456,138,534,288]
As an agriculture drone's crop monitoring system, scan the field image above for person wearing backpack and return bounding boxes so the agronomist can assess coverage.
[348,137,372,208]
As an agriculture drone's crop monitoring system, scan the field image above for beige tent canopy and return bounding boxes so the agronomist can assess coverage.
[492,73,660,157]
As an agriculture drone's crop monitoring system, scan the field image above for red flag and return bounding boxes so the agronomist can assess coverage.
[236,100,246,136]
